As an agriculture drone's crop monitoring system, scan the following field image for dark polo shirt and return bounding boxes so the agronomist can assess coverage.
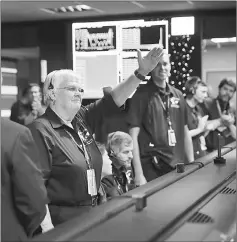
[101,162,136,199]
[28,94,119,224]
[127,80,188,167]
[186,102,206,159]
[199,98,235,151]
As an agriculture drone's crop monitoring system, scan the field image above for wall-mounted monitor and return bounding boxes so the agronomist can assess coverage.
[72,20,168,98]
[74,25,117,52]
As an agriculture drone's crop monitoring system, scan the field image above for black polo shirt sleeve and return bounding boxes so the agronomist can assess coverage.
[82,94,120,134]
[12,127,47,236]
[127,90,149,128]
[28,121,54,182]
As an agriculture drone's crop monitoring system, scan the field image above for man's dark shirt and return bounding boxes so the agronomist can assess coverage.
[186,102,206,159]
[1,119,47,241]
[127,80,188,167]
[101,161,136,199]
[198,97,235,151]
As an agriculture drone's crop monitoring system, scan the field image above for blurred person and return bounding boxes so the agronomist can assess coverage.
[199,78,236,151]
[10,83,45,125]
[185,76,209,159]
[127,51,194,186]
[1,73,50,242]
[1,75,53,242]
[101,131,136,199]
[1,120,55,242]
[28,46,164,226]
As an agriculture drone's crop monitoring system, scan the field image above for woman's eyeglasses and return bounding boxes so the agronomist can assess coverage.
[57,86,84,94]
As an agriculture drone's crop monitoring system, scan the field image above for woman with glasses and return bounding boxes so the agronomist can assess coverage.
[28,46,164,226]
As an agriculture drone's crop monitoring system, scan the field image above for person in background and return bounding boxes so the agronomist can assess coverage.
[184,76,210,159]
[28,46,164,226]
[199,78,236,152]
[10,83,45,125]
[101,131,136,199]
[1,112,50,241]
[1,73,54,242]
[127,51,194,186]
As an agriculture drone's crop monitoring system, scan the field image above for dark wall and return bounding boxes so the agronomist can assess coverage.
[202,15,236,39]
[1,22,71,73]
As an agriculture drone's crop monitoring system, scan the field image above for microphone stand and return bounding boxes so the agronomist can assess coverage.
[214,133,226,164]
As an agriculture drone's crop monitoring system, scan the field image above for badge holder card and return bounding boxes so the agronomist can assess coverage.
[168,128,176,146]
[87,169,97,196]
[80,132,98,197]
[167,117,176,147]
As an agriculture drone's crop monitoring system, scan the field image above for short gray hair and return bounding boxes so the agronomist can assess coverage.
[106,131,133,155]
[43,69,79,106]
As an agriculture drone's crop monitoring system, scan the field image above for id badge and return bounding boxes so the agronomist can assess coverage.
[168,129,176,146]
[87,169,97,196]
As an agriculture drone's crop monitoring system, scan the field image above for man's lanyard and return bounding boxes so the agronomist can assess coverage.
[114,170,132,193]
[216,99,228,116]
[191,106,200,124]
[65,129,93,170]
[157,94,172,129]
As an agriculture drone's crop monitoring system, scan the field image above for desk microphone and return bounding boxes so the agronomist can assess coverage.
[214,133,226,164]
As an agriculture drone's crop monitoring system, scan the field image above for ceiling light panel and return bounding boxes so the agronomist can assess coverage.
[41,4,92,14]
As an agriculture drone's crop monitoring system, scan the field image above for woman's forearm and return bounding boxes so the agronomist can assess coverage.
[111,73,141,107]
[111,47,164,107]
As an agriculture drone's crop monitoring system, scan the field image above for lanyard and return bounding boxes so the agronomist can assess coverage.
[216,99,227,116]
[157,94,172,128]
[191,107,200,124]
[65,129,92,169]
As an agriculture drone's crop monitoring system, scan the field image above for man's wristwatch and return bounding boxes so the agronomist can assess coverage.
[134,69,146,81]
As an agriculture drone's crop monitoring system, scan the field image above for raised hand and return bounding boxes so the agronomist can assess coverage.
[32,100,42,112]
[136,46,164,76]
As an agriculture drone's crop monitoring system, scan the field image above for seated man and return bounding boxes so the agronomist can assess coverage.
[101,131,136,199]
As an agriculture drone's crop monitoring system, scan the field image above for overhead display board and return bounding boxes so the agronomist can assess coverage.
[72,20,168,98]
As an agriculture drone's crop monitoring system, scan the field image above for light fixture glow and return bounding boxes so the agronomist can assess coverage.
[211,37,236,43]
[1,86,18,95]
[80,5,92,10]
[67,6,74,12]
[1,110,11,118]
[171,16,195,36]
[1,67,18,74]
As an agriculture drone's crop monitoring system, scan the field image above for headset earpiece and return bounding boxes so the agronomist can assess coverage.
[109,149,115,157]
[48,89,56,101]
